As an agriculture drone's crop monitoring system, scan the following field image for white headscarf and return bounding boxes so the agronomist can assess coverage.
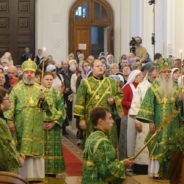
[123,69,141,88]
[106,54,114,67]
[178,75,184,87]
[171,67,179,76]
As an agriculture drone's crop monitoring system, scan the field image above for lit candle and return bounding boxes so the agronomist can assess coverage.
[179,49,183,60]
[42,47,46,52]
[179,49,184,89]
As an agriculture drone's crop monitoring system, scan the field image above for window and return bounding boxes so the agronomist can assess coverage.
[94,1,100,19]
[75,2,89,19]
[94,0,108,20]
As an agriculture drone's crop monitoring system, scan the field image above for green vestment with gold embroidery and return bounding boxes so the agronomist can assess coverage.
[0,118,20,173]
[45,88,65,174]
[73,76,123,147]
[82,130,126,184]
[136,79,180,160]
[4,81,55,157]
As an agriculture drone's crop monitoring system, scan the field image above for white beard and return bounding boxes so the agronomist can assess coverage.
[159,76,174,98]
[23,76,35,85]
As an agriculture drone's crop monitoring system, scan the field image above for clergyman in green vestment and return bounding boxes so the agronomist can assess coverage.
[136,58,180,178]
[4,60,56,181]
[42,72,65,176]
[73,59,123,147]
[82,107,134,184]
[0,87,24,173]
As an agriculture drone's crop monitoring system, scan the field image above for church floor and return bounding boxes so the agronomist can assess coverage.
[43,134,83,184]
[43,175,169,184]
[28,176,81,184]
[45,176,81,184]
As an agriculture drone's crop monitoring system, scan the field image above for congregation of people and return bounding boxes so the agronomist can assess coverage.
[0,36,184,183]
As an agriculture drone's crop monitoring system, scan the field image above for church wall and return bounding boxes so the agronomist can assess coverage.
[141,1,154,58]
[120,0,131,59]
[174,0,184,58]
[36,0,74,63]
[36,0,184,63]
[35,0,129,64]
[143,0,184,59]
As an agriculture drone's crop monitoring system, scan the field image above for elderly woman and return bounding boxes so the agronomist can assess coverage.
[109,63,119,75]
[119,70,143,160]
[1,52,14,66]
[171,67,180,84]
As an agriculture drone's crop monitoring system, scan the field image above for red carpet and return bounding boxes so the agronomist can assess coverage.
[63,145,83,176]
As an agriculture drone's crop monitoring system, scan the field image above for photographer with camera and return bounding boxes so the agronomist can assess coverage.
[130,36,148,63]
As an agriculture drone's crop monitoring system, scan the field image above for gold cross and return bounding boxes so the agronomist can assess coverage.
[162,97,167,104]
[95,95,100,100]
[29,97,34,105]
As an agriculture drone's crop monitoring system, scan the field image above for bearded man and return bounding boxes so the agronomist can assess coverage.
[4,60,55,182]
[136,58,180,178]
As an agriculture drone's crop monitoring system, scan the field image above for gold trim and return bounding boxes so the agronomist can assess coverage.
[45,156,64,159]
[95,85,111,107]
[84,79,92,94]
[86,78,107,108]
[93,137,109,154]
[83,160,95,167]
[22,153,44,157]
[73,113,84,118]
[74,105,85,109]
[22,138,44,143]
[139,108,153,115]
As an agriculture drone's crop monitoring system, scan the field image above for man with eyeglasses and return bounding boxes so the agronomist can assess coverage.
[0,87,25,173]
[7,66,19,89]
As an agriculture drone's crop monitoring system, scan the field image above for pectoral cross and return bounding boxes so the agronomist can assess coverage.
[95,95,100,100]
[162,97,167,104]
[29,97,34,105]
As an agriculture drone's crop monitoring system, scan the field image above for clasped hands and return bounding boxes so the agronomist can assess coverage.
[135,121,155,133]
[43,122,55,130]
[38,89,45,100]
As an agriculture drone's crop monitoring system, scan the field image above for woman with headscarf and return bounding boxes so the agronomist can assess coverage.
[129,64,158,174]
[1,52,14,66]
[105,54,114,76]
[119,69,143,160]
[106,54,114,67]
[171,67,180,84]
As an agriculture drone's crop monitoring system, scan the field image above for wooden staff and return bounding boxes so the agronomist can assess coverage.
[133,111,179,159]
[179,49,183,89]
[41,58,46,81]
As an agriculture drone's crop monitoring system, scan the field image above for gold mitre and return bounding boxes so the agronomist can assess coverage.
[22,59,37,72]
[157,57,171,73]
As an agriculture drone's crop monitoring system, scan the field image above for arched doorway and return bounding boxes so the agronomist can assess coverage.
[69,0,113,58]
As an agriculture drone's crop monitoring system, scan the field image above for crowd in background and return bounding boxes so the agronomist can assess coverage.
[0,36,184,181]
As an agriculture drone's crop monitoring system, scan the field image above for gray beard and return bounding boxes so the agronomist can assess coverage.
[159,76,174,98]
[23,76,35,85]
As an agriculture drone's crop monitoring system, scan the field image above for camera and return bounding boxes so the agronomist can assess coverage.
[129,37,136,53]
[148,0,155,5]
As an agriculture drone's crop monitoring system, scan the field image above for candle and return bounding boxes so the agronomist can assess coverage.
[179,49,183,60]
[42,47,46,52]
